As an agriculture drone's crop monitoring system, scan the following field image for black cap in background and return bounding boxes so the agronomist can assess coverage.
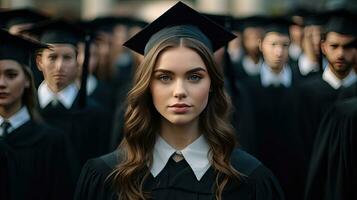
[324,9,357,36]
[21,19,85,46]
[0,8,50,29]
[123,1,236,55]
[263,16,293,36]
[0,29,48,66]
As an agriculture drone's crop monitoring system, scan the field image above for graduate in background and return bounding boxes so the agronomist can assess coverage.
[0,8,52,88]
[297,11,357,162]
[232,16,267,80]
[23,19,113,195]
[0,29,70,200]
[239,16,306,200]
[75,2,284,200]
[305,85,357,200]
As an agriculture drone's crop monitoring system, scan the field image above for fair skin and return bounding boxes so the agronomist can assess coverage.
[321,32,356,79]
[0,60,29,119]
[150,46,211,149]
[302,25,323,62]
[260,32,290,74]
[243,27,263,63]
[36,44,78,93]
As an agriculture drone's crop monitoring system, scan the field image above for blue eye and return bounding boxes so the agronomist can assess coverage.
[188,74,202,81]
[159,74,171,82]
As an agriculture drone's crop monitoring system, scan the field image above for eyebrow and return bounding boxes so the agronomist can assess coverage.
[153,67,207,74]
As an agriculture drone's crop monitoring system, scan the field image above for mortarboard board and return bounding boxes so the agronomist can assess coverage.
[239,15,269,31]
[21,19,85,46]
[0,8,50,29]
[0,29,48,66]
[123,1,236,55]
[263,16,293,36]
[324,9,357,36]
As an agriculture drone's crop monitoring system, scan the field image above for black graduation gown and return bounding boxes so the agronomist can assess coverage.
[74,149,285,200]
[89,79,117,112]
[0,120,70,200]
[297,76,344,158]
[304,98,357,200]
[239,74,305,200]
[289,57,320,81]
[39,95,113,193]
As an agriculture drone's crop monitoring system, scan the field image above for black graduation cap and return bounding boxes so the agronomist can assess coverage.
[0,29,48,66]
[0,8,50,29]
[239,15,268,31]
[21,19,85,46]
[90,16,148,34]
[263,16,293,36]
[303,11,329,27]
[123,1,236,55]
[324,9,357,36]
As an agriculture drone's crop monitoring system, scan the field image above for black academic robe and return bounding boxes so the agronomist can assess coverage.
[89,79,117,112]
[39,95,113,194]
[74,149,285,200]
[297,76,344,159]
[0,120,70,200]
[239,74,305,200]
[304,98,357,200]
[289,58,320,81]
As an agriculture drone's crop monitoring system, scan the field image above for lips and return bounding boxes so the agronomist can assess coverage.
[0,92,9,98]
[168,103,192,114]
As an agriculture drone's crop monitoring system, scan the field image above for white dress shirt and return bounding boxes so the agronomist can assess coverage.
[38,82,78,109]
[151,135,211,181]
[0,106,30,136]
[298,53,319,76]
[87,75,98,95]
[322,66,357,90]
[260,63,292,87]
[242,56,263,76]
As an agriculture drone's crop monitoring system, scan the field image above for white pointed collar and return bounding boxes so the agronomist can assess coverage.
[322,66,357,90]
[151,135,211,181]
[38,82,78,109]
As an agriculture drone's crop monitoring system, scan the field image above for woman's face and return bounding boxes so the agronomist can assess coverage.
[0,60,29,110]
[150,46,211,126]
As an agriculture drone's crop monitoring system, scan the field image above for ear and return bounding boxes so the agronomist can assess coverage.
[321,40,326,56]
[258,39,263,51]
[35,54,43,72]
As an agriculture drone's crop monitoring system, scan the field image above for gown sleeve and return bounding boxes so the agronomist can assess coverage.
[74,152,118,200]
[305,98,357,200]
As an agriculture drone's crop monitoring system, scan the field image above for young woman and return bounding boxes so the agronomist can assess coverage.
[0,30,70,199]
[75,2,284,200]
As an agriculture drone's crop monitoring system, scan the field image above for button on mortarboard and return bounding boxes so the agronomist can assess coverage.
[0,29,48,66]
[123,1,236,55]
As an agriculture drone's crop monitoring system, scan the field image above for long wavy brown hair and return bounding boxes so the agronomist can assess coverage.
[111,36,241,200]
[21,63,42,122]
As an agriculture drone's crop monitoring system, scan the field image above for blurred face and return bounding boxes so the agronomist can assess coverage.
[0,60,29,111]
[260,32,290,72]
[304,25,323,56]
[322,32,356,76]
[150,46,211,126]
[37,44,78,92]
[243,27,263,56]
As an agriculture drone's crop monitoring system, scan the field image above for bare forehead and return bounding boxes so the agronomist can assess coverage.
[325,32,355,43]
[263,32,290,42]
[0,59,23,69]
[155,46,207,71]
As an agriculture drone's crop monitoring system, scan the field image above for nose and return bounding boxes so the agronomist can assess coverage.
[0,75,7,88]
[274,45,284,58]
[173,79,187,99]
[55,58,64,71]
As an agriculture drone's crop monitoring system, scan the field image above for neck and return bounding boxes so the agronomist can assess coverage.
[159,119,201,150]
[247,53,260,64]
[0,102,22,119]
[46,82,70,93]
